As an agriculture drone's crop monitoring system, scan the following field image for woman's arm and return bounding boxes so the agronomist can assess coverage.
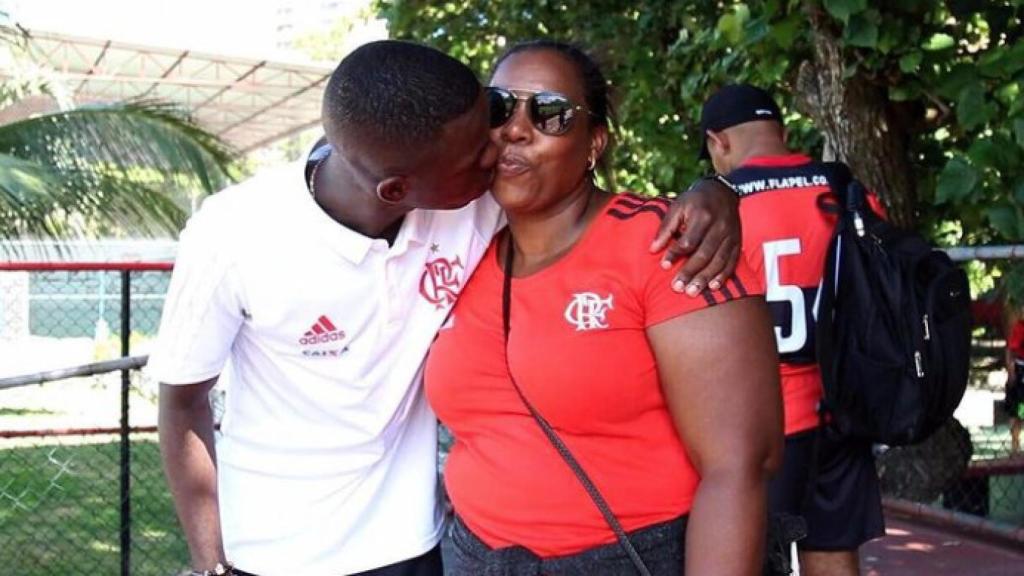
[647,296,783,576]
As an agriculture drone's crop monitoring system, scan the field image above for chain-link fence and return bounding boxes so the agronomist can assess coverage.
[2,258,1024,576]
[878,315,1024,534]
[0,264,192,575]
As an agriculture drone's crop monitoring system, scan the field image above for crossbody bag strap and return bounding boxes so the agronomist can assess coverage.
[501,236,653,576]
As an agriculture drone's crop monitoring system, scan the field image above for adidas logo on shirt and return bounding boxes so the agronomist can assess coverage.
[299,315,347,345]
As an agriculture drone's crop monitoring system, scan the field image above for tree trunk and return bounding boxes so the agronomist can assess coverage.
[793,2,916,228]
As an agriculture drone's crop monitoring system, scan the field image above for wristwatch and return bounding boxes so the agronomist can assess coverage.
[189,562,233,576]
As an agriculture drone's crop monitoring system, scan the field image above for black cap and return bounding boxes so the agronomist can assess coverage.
[698,84,782,160]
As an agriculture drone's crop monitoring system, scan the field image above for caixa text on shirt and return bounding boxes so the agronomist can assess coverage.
[303,347,350,358]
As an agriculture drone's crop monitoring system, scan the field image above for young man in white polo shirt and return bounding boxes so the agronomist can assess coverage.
[152,40,742,576]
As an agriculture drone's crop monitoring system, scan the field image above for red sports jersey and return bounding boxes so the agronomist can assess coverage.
[425,193,761,557]
[731,154,838,435]
[1009,321,1024,358]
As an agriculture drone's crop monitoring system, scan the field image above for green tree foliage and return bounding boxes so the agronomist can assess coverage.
[290,4,382,63]
[379,0,1023,250]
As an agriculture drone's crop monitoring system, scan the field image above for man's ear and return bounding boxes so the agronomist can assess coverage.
[376,176,409,205]
[706,130,729,155]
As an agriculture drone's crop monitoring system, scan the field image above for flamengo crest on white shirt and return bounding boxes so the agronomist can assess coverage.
[564,292,614,331]
[419,243,465,310]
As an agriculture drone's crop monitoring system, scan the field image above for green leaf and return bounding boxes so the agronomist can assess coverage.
[975,133,1022,170]
[979,49,1013,79]
[844,12,878,48]
[957,84,994,131]
[1015,181,1024,206]
[875,18,902,54]
[937,63,978,100]
[936,157,979,204]
[899,51,922,73]
[716,4,750,45]
[1015,118,1024,148]
[986,205,1021,240]
[996,82,1021,108]
[770,14,801,49]
[889,84,919,101]
[966,139,991,166]
[923,33,955,51]
[823,0,867,23]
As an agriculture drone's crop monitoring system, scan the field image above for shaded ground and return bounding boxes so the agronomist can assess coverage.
[862,513,1024,575]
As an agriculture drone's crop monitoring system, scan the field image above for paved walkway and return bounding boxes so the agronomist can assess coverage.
[861,514,1024,575]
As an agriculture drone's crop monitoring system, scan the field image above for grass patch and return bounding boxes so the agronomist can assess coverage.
[0,438,188,575]
[0,407,59,416]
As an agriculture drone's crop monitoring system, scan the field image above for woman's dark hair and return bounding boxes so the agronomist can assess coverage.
[492,40,617,189]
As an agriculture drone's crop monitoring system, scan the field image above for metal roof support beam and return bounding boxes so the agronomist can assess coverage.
[217,73,329,137]
[137,49,190,100]
[193,61,267,112]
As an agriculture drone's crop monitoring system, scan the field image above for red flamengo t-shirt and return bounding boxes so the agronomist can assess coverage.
[425,193,762,557]
[730,154,867,435]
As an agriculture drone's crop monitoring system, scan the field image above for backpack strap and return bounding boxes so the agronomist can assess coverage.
[804,161,858,515]
[814,161,855,423]
[816,161,852,213]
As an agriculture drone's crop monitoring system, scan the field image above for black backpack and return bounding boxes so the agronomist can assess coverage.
[815,164,971,446]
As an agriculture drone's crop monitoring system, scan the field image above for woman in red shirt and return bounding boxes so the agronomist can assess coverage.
[425,41,783,575]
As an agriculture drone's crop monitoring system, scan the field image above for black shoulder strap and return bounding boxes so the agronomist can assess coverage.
[501,236,652,576]
[805,162,854,511]
[815,162,850,411]
[816,161,851,215]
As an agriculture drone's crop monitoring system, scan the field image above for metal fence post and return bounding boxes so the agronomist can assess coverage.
[120,270,132,576]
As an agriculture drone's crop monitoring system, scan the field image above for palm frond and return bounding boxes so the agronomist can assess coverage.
[0,100,237,242]
[0,100,234,191]
[0,152,67,239]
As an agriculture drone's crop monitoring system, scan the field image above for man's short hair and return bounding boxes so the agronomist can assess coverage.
[323,40,481,148]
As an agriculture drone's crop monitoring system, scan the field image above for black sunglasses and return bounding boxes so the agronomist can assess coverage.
[486,86,591,136]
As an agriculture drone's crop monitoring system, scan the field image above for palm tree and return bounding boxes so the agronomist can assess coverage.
[0,26,235,247]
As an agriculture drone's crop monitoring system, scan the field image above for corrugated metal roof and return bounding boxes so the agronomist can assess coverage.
[3,28,333,153]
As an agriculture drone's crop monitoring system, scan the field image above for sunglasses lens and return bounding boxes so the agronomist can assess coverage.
[531,92,575,135]
[486,88,515,128]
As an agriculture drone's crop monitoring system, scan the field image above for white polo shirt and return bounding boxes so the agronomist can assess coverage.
[148,162,502,575]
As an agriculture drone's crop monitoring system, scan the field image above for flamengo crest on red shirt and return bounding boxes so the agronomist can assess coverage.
[564,292,614,331]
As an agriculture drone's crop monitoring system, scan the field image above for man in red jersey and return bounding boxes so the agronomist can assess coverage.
[699,84,885,576]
